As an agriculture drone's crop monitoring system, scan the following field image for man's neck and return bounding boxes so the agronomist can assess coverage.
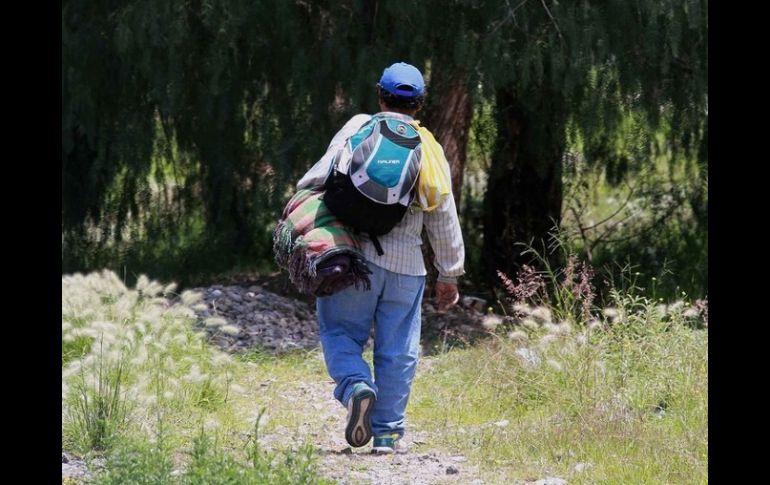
[377,101,419,118]
[375,110,416,121]
[389,108,418,117]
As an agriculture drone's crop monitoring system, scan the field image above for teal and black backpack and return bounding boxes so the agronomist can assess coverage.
[323,115,422,255]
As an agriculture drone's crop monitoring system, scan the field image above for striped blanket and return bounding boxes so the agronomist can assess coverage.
[273,189,371,296]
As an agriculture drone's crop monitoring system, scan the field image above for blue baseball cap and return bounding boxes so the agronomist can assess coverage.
[378,62,425,98]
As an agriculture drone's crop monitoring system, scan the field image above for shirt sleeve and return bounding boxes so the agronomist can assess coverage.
[423,188,465,284]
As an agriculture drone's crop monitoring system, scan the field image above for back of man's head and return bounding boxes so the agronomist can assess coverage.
[377,62,426,111]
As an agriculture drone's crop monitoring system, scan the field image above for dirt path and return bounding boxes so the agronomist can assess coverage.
[257,378,482,485]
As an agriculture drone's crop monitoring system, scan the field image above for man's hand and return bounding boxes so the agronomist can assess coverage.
[435,281,459,313]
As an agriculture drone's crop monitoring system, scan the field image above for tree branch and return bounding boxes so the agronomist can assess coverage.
[540,0,564,46]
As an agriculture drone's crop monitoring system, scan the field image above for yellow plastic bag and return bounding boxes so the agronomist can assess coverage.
[412,121,452,211]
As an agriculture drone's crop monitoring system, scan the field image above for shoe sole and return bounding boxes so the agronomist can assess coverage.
[345,390,375,447]
[371,446,395,455]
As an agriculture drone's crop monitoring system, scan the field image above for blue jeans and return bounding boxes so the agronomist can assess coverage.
[317,262,425,438]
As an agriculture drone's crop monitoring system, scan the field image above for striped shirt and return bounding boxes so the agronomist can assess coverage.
[297,112,465,283]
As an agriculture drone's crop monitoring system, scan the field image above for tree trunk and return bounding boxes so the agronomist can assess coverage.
[482,88,565,289]
[421,71,473,297]
[422,73,473,208]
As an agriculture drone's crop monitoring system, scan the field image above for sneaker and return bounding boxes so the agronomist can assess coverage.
[345,382,376,447]
[371,433,405,454]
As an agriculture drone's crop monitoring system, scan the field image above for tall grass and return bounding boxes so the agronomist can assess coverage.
[63,270,331,483]
[94,424,331,485]
[410,264,708,484]
[62,270,236,452]
[63,268,706,484]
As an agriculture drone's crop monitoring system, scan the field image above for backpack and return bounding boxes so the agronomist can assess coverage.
[323,115,422,255]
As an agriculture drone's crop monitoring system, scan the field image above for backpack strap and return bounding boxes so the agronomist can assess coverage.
[370,234,384,256]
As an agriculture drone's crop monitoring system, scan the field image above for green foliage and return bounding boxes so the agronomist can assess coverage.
[66,338,131,451]
[62,271,236,454]
[62,272,332,483]
[62,268,705,484]
[182,428,327,485]
[477,0,707,285]
[411,290,708,483]
[63,0,707,294]
[560,135,708,300]
[95,439,175,485]
[94,429,331,485]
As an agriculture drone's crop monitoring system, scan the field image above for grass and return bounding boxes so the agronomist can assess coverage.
[62,271,707,484]
[93,430,332,485]
[62,271,332,483]
[410,298,707,484]
[226,303,707,484]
